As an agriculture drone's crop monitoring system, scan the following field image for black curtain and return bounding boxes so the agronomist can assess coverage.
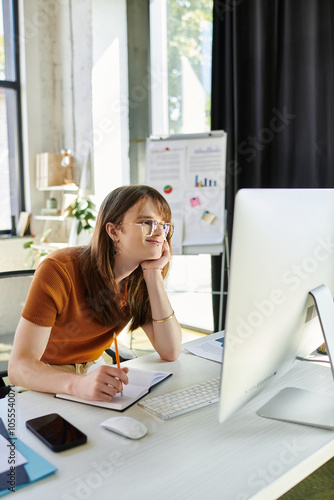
[210,0,334,331]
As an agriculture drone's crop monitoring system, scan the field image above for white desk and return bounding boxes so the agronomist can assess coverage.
[1,339,334,500]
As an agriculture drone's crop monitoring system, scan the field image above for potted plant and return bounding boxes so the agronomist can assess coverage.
[68,196,97,246]
[70,196,97,235]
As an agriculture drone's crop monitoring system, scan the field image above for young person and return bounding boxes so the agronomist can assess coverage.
[9,185,182,401]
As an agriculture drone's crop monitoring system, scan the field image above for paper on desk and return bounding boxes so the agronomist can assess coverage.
[0,419,30,492]
[185,333,224,363]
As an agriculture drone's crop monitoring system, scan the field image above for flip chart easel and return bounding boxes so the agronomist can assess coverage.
[145,131,227,330]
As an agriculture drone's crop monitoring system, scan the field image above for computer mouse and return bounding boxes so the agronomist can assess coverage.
[100,416,147,440]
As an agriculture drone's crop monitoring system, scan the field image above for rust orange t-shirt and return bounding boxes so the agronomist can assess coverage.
[21,247,131,365]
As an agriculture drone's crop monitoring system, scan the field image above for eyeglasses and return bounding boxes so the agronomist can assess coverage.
[118,219,174,240]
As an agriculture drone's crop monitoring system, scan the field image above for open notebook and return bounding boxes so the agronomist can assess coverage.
[55,366,172,411]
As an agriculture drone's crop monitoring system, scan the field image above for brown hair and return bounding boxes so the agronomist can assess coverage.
[79,185,172,330]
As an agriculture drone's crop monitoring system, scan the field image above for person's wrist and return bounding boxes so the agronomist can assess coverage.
[141,267,163,271]
[142,267,164,283]
[66,372,82,397]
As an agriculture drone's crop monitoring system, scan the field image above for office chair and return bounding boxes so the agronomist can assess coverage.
[0,269,136,398]
[105,343,137,364]
[0,269,35,398]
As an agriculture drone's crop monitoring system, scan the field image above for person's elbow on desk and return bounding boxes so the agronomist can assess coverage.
[8,316,180,402]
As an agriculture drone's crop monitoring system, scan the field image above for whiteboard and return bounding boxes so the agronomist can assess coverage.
[145,131,227,255]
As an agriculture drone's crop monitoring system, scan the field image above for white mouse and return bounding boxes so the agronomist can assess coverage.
[100,416,147,440]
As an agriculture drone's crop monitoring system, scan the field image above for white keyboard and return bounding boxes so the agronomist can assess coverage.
[138,378,220,420]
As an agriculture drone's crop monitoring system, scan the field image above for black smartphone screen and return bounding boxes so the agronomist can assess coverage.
[26,413,87,452]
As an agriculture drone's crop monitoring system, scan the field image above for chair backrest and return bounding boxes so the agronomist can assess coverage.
[0,270,35,375]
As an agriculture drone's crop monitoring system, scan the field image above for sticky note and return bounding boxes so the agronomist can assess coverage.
[201,210,216,224]
[190,196,201,207]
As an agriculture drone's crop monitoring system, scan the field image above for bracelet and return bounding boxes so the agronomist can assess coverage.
[142,267,163,271]
[152,310,175,323]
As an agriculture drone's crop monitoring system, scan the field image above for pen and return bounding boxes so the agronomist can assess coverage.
[113,333,123,396]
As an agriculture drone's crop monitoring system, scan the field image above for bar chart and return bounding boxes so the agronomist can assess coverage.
[194,175,217,187]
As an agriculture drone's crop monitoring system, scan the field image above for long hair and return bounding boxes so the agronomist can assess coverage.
[79,185,172,330]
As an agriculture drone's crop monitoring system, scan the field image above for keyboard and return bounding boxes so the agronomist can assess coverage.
[138,377,220,420]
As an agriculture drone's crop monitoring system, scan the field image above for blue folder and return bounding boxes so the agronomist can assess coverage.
[0,419,57,496]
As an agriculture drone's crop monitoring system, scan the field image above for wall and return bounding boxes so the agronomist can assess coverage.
[91,0,129,205]
[19,0,95,214]
[17,0,131,236]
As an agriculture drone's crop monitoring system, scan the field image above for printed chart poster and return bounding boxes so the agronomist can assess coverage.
[145,132,227,253]
[186,137,226,190]
[145,139,187,200]
[183,188,225,246]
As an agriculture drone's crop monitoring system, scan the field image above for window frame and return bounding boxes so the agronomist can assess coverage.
[0,0,24,236]
[149,0,213,137]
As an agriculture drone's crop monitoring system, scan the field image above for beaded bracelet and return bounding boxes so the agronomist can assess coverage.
[152,310,175,323]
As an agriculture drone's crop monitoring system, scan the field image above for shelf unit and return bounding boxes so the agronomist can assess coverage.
[33,184,79,251]
[35,184,78,219]
[37,184,79,192]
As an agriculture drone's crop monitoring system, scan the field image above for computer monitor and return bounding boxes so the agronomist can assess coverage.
[219,188,334,428]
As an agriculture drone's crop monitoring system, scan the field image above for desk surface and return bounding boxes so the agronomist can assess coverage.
[1,337,334,500]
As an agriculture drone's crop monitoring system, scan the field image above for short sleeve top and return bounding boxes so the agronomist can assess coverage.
[21,248,131,364]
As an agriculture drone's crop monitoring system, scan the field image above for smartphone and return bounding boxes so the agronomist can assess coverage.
[26,413,87,452]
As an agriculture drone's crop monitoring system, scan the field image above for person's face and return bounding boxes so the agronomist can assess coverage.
[113,199,168,263]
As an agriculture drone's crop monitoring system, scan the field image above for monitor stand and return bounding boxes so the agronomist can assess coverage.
[257,284,334,429]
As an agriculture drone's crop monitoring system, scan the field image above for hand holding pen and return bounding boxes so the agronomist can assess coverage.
[113,333,123,396]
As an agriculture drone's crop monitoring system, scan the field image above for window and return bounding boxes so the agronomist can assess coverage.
[149,0,215,332]
[0,0,23,234]
[150,0,213,136]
